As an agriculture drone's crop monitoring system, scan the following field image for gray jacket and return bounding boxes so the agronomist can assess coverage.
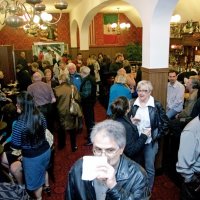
[176,116,200,182]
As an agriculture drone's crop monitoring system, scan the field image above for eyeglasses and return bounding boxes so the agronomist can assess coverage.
[93,147,119,157]
[137,89,149,93]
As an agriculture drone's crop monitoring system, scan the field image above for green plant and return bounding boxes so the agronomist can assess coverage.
[125,43,142,61]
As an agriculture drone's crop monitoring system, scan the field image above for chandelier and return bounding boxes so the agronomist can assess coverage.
[109,8,130,34]
[0,0,68,32]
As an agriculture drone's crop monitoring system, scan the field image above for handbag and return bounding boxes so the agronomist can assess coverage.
[69,85,82,117]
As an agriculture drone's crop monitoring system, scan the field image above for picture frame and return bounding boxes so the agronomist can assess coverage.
[32,42,68,61]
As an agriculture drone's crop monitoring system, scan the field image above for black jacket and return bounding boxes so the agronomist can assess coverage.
[65,154,150,200]
[16,69,32,91]
[80,75,96,104]
[129,100,169,141]
[115,116,147,163]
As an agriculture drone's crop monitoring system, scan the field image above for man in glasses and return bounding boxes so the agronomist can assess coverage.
[65,119,150,200]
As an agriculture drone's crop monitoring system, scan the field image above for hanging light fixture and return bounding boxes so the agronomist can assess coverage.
[110,8,131,34]
[170,14,181,23]
[0,0,68,28]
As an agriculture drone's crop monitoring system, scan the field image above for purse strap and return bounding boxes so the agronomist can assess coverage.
[71,85,74,99]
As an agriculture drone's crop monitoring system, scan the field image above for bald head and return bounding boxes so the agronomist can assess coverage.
[32,72,42,82]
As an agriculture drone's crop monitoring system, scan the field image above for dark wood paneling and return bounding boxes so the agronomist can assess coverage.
[0,45,15,84]
[70,46,126,60]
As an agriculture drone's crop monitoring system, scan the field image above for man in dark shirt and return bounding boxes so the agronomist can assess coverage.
[16,64,32,91]
[80,66,96,145]
[17,52,28,69]
[109,53,124,74]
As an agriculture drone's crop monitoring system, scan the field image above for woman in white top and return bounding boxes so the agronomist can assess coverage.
[128,80,169,190]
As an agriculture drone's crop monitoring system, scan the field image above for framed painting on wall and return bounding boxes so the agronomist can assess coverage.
[32,42,68,61]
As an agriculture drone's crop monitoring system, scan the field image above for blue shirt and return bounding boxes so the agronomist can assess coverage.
[69,73,82,91]
[107,83,132,115]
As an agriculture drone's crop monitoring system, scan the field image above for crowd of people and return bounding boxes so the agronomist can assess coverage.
[0,50,200,200]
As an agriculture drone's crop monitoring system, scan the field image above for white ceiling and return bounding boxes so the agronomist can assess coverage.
[39,0,200,26]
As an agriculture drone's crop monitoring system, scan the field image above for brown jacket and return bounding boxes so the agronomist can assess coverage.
[54,83,81,130]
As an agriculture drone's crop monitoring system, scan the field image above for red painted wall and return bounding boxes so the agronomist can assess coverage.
[0,13,70,50]
[94,13,142,46]
[0,13,142,50]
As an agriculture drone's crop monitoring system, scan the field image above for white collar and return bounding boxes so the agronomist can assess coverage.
[134,95,155,107]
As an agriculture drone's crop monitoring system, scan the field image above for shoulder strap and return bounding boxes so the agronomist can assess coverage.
[71,85,74,99]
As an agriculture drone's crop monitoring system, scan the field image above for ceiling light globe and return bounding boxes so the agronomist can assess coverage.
[40,24,48,30]
[41,12,52,22]
[120,23,126,29]
[175,14,181,22]
[171,14,181,23]
[111,23,117,28]
[33,15,40,23]
[46,14,53,21]
[126,23,131,28]
[55,0,68,10]
[5,15,24,27]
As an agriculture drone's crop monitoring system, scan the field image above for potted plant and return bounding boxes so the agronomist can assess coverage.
[125,42,142,62]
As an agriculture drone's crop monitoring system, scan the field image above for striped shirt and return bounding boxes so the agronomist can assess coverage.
[11,114,49,157]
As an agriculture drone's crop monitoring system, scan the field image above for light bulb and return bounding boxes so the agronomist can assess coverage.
[126,23,131,28]
[41,12,53,22]
[40,24,48,30]
[33,15,40,24]
[111,23,117,28]
[120,23,126,29]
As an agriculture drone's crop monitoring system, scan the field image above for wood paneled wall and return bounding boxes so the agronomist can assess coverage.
[70,46,127,61]
[0,45,15,84]
[14,46,128,63]
[142,67,169,108]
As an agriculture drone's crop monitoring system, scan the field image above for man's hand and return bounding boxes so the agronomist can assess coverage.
[96,163,117,189]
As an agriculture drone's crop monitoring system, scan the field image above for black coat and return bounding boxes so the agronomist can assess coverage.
[129,100,169,142]
[115,116,147,164]
[80,75,96,105]
[65,154,150,200]
[16,69,32,91]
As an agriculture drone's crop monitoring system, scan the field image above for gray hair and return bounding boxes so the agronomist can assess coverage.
[115,74,127,84]
[90,119,126,148]
[137,80,153,92]
[67,62,76,70]
[80,66,90,75]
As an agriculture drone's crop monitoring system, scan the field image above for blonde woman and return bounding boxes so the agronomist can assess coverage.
[129,80,169,190]
[107,74,132,116]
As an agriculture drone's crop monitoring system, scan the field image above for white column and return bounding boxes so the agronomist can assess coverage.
[127,0,179,68]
